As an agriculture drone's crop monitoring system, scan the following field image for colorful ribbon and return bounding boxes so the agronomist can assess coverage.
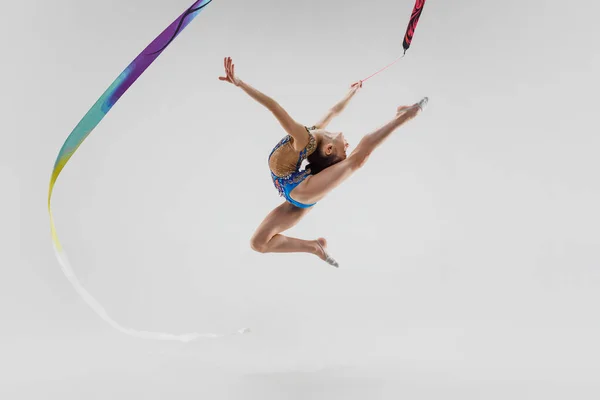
[49,0,428,342]
[48,0,249,342]
[403,0,426,52]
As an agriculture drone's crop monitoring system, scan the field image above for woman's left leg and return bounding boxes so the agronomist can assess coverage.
[250,201,321,256]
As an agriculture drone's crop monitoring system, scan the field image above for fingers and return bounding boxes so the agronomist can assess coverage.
[350,80,363,89]
[226,57,236,81]
[220,57,236,83]
[220,57,229,82]
[224,57,229,78]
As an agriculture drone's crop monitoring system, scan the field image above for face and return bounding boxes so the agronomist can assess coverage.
[321,131,349,160]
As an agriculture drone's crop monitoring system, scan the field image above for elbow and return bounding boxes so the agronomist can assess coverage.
[269,101,283,114]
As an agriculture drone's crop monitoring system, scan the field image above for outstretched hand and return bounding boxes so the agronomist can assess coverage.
[218,57,241,86]
[350,80,363,91]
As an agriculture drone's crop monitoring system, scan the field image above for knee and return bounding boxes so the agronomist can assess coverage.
[250,235,268,253]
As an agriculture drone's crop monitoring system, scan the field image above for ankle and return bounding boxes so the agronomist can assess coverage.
[310,240,321,255]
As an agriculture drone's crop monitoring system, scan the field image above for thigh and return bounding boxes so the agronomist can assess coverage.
[252,201,312,241]
[291,155,361,204]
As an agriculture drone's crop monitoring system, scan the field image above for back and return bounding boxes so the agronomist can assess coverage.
[268,131,316,178]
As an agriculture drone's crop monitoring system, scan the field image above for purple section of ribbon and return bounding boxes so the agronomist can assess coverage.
[107,0,207,108]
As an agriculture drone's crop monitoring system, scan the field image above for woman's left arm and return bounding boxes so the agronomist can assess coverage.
[313,82,362,129]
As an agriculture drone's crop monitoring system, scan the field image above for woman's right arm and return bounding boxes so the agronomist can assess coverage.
[219,57,308,148]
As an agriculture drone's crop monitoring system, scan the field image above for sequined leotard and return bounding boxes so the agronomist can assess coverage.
[268,126,317,208]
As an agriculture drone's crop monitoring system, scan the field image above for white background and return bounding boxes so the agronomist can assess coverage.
[9,0,600,398]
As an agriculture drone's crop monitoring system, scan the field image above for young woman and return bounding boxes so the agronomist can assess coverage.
[219,57,427,267]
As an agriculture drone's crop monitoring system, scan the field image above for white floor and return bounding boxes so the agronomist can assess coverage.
[3,314,600,399]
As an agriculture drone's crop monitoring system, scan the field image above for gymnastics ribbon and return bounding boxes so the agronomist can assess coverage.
[402,0,426,53]
[356,0,427,85]
[48,0,249,342]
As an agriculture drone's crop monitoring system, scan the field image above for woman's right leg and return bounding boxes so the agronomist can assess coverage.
[250,201,323,257]
[292,100,426,205]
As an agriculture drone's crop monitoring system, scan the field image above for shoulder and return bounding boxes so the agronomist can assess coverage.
[291,126,316,152]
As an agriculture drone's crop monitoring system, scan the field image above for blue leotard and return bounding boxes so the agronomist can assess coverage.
[268,127,317,208]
